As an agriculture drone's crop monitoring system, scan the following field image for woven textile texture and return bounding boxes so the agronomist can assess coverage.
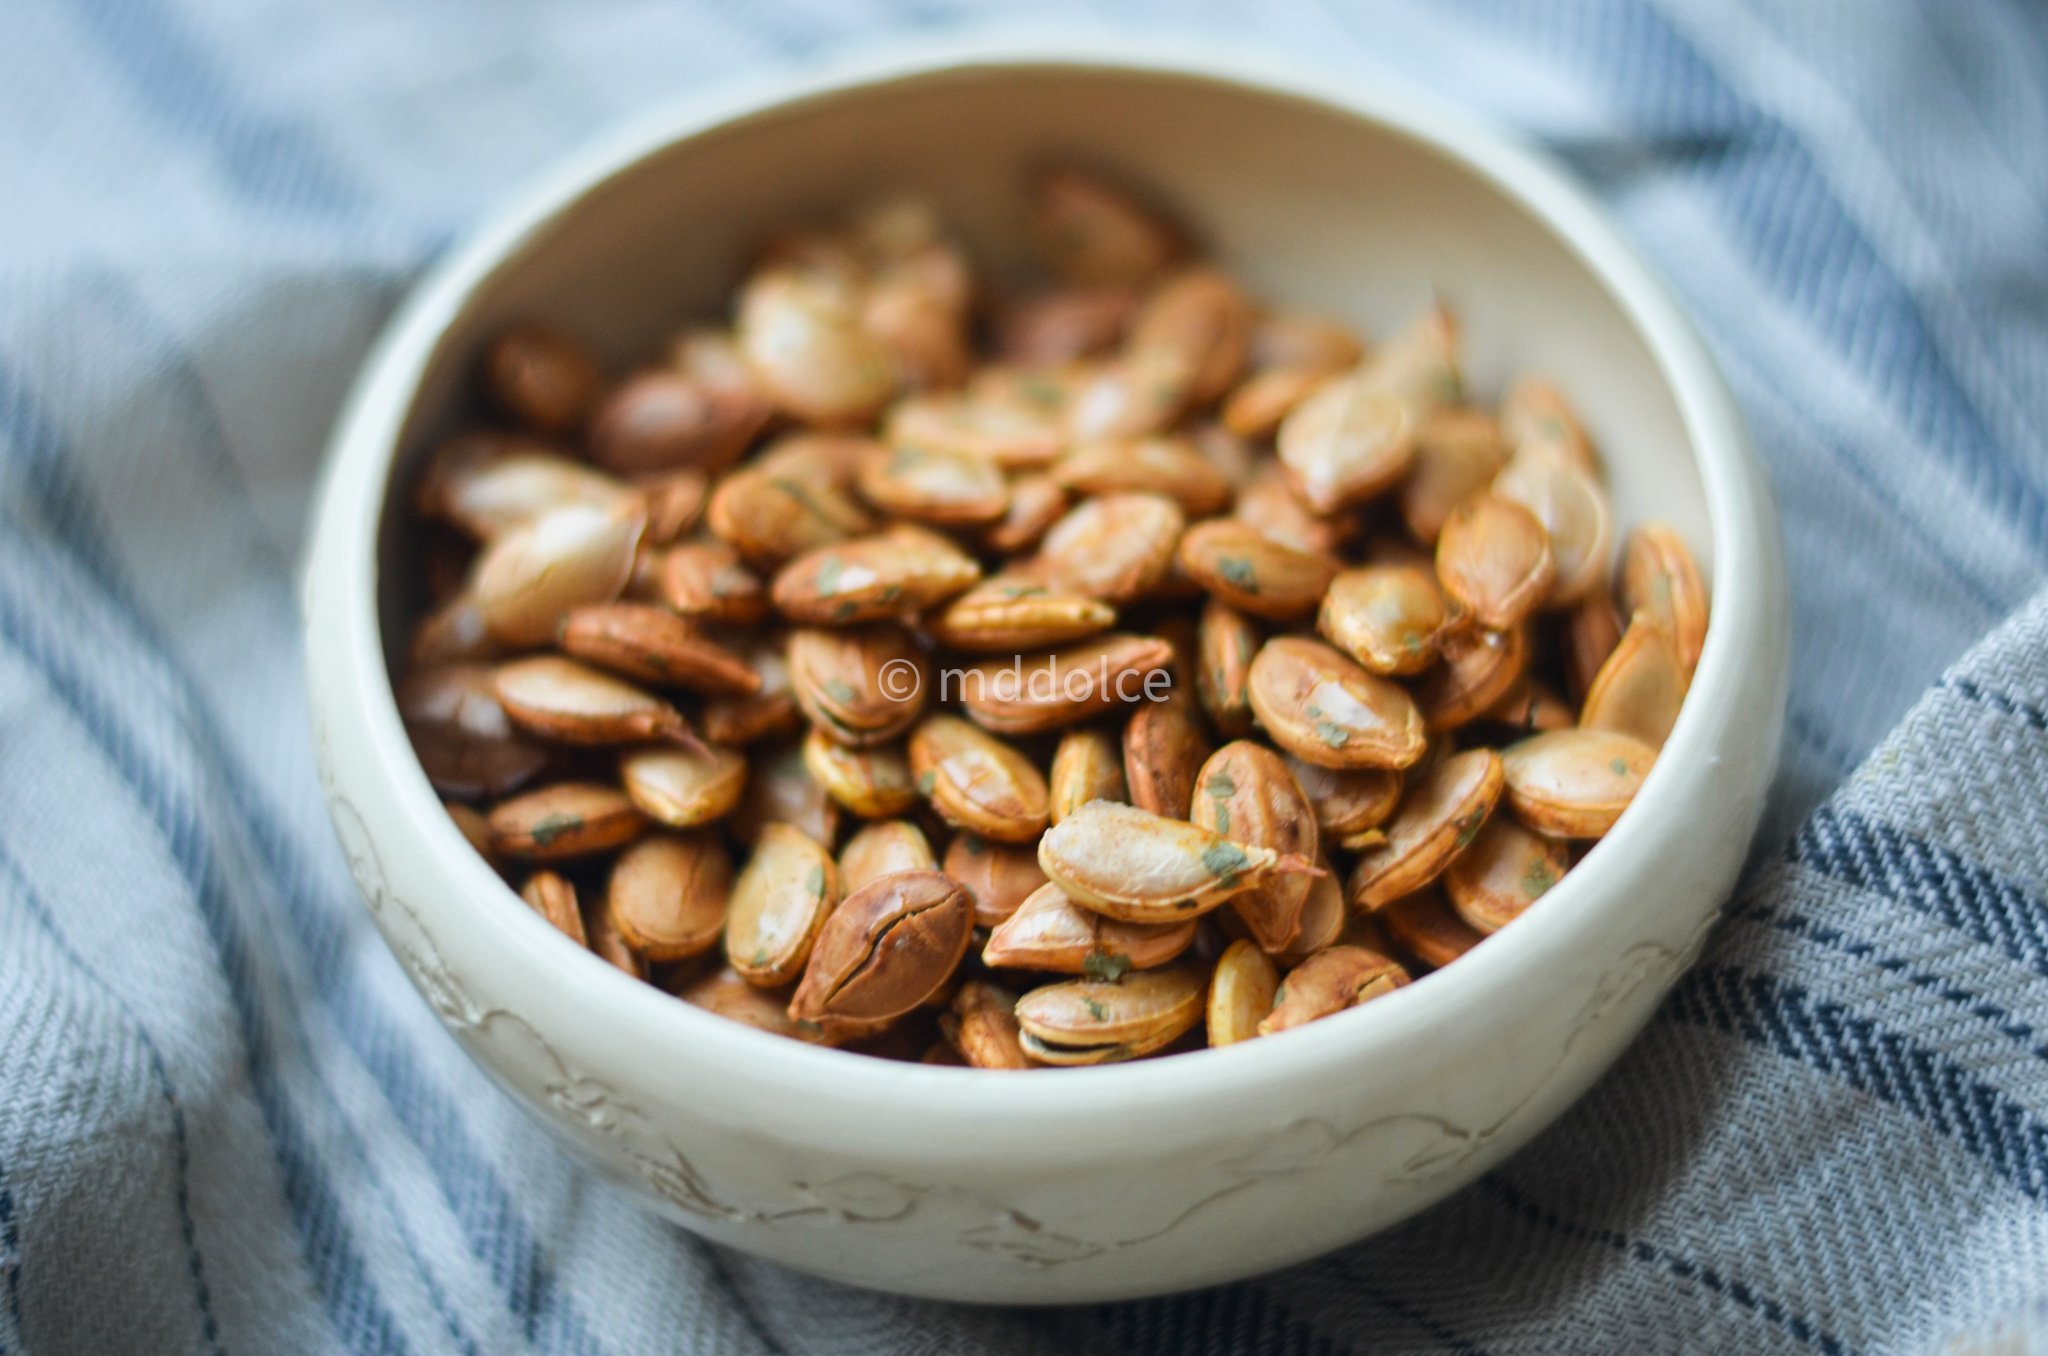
[5,1,2048,1352]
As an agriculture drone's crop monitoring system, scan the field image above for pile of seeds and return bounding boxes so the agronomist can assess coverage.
[399,170,1709,1066]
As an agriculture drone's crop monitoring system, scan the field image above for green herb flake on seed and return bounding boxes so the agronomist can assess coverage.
[528,813,582,847]
[824,679,858,705]
[1217,557,1259,593]
[1523,859,1558,899]
[1084,998,1110,1022]
[1083,952,1132,983]
[1201,841,1251,884]
[1609,758,1630,776]
[805,865,827,896]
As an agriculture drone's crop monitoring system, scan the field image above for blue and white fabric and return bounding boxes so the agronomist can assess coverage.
[4,1,2048,1351]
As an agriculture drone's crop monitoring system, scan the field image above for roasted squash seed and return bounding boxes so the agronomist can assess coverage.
[402,169,1706,1065]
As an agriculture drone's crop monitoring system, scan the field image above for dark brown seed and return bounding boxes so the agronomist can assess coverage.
[519,871,586,945]
[587,369,771,476]
[489,783,645,860]
[482,323,604,433]
[788,871,975,1031]
[1122,700,1211,819]
[558,603,760,695]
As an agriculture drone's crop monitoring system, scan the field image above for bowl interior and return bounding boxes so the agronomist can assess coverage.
[378,62,1709,657]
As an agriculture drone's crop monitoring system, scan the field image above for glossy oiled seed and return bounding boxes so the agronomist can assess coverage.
[1013,963,1207,1066]
[489,782,645,860]
[472,501,644,646]
[1620,524,1710,677]
[1123,700,1211,820]
[1127,268,1252,407]
[1482,677,1576,738]
[1493,446,1612,606]
[1318,564,1448,676]
[1222,365,1329,441]
[1037,800,1307,924]
[1030,168,1184,288]
[1435,492,1556,631]
[558,603,760,695]
[588,369,772,477]
[1501,377,1599,474]
[608,831,730,961]
[1276,373,1418,515]
[1259,946,1409,1036]
[398,665,549,801]
[1416,624,1529,732]
[786,624,928,747]
[1176,520,1339,622]
[1053,436,1234,517]
[788,870,974,1033]
[1233,464,1350,558]
[771,526,981,624]
[1284,754,1403,846]
[737,267,895,427]
[1029,493,1185,605]
[494,656,698,746]
[483,323,604,433]
[1581,612,1686,749]
[924,581,1116,652]
[1207,940,1280,1046]
[1066,359,1192,447]
[1195,599,1261,739]
[519,871,586,945]
[943,832,1051,929]
[1562,590,1625,703]
[727,740,839,846]
[634,467,711,546]
[1378,889,1486,970]
[1443,815,1568,935]
[581,888,646,979]
[983,881,1195,978]
[803,731,919,819]
[618,743,748,827]
[706,464,875,566]
[725,824,840,987]
[417,437,631,540]
[1246,636,1426,770]
[409,593,503,669]
[837,819,937,891]
[982,474,1068,555]
[956,633,1175,736]
[858,444,1009,526]
[941,980,1032,1070]
[1049,727,1129,824]
[885,388,1065,469]
[1192,741,1319,954]
[1349,749,1505,911]
[1500,729,1655,839]
[674,967,825,1044]
[700,636,802,745]
[657,539,770,625]
[908,714,1050,843]
[1400,408,1507,544]
[1272,865,1346,968]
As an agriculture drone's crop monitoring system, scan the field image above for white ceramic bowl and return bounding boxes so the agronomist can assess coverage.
[303,38,1788,1304]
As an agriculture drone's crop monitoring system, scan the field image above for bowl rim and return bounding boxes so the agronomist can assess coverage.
[311,31,1785,1131]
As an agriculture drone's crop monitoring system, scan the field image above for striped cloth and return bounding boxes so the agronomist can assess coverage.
[4,1,2047,1352]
